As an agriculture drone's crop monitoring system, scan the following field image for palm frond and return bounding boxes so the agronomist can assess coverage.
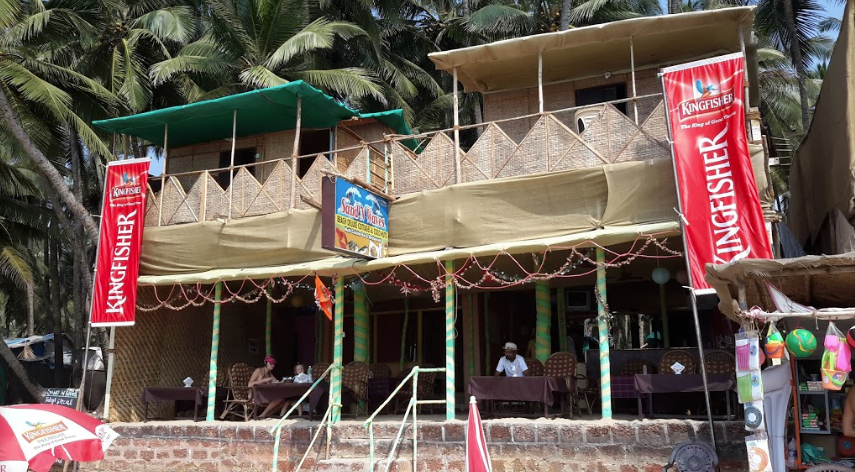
[265,18,366,70]
[133,6,197,44]
[291,68,385,104]
[239,65,288,89]
[0,246,33,288]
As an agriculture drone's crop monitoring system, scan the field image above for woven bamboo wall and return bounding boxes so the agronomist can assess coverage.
[109,287,256,422]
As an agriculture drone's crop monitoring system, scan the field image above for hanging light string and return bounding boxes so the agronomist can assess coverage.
[137,234,682,310]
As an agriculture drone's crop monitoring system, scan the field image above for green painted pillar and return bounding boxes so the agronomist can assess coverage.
[444,260,456,421]
[535,282,552,363]
[331,277,344,423]
[354,284,369,363]
[206,282,223,421]
[265,297,272,356]
[558,288,568,353]
[596,248,612,419]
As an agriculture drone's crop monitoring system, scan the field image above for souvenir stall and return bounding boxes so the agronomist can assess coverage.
[706,253,855,472]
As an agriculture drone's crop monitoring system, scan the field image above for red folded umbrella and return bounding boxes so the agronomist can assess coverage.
[466,396,492,472]
[0,404,119,472]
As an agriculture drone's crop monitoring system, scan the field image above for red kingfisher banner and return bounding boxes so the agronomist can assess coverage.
[90,159,150,326]
[661,53,772,293]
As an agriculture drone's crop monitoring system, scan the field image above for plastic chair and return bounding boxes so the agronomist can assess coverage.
[660,351,696,375]
[662,441,718,472]
[219,363,255,421]
[525,358,544,376]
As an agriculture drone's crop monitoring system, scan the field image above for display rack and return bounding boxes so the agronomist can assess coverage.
[791,358,849,469]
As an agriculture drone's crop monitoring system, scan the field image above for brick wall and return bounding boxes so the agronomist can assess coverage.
[83,419,749,472]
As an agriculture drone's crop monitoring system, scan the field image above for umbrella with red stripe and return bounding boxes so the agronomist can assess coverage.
[466,396,493,472]
[0,404,119,472]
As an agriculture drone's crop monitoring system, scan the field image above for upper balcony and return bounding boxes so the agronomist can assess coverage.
[93,7,761,230]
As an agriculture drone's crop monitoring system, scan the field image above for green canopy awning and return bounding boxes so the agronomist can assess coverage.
[92,81,415,149]
[359,110,418,150]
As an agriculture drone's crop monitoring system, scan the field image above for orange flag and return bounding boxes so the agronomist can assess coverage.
[315,276,333,320]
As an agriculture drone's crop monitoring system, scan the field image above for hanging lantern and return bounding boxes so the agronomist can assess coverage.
[652,267,671,285]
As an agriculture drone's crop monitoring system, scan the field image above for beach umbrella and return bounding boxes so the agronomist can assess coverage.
[0,404,119,472]
[466,396,492,472]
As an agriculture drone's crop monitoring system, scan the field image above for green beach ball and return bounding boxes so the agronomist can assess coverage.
[786,329,817,358]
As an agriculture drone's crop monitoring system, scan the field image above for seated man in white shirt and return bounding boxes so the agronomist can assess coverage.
[494,342,529,377]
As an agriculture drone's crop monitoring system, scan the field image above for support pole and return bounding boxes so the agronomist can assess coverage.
[557,289,568,353]
[331,277,344,423]
[596,249,612,419]
[739,26,750,110]
[690,290,717,450]
[465,294,475,378]
[452,68,461,184]
[630,38,639,125]
[353,284,369,364]
[484,293,491,374]
[206,282,223,421]
[535,282,551,362]
[102,326,117,419]
[228,110,237,220]
[315,308,322,364]
[290,98,303,209]
[265,297,273,356]
[400,299,410,372]
[444,260,456,420]
[158,124,168,226]
[660,285,670,348]
[538,52,544,114]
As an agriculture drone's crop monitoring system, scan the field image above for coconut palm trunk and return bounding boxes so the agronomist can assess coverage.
[0,339,44,402]
[782,0,811,130]
[561,0,571,30]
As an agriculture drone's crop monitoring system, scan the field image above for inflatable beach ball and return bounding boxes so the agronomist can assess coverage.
[786,329,817,358]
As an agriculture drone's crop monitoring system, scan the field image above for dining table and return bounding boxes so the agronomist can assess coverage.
[251,382,312,419]
[633,373,737,419]
[141,387,204,422]
[468,376,570,418]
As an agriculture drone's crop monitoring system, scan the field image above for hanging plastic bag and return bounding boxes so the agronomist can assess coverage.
[764,323,786,360]
[736,331,761,372]
[822,322,850,391]
[738,369,764,403]
[746,434,773,472]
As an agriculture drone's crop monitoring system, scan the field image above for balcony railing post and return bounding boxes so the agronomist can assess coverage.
[452,68,461,184]
[630,37,639,125]
[538,52,544,114]
[290,98,302,209]
[228,109,237,220]
[200,171,208,222]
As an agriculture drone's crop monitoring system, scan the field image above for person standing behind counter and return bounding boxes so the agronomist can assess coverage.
[494,342,529,377]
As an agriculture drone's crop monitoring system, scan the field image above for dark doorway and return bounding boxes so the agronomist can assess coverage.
[298,129,332,178]
[576,83,628,115]
[218,147,256,187]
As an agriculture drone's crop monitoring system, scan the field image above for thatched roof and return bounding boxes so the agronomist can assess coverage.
[705,253,855,320]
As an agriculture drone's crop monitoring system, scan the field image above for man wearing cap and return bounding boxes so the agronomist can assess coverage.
[494,342,529,377]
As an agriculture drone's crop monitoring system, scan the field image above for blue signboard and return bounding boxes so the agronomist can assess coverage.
[322,177,389,258]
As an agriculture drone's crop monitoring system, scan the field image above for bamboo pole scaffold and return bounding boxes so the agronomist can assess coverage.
[331,277,344,423]
[206,282,223,421]
[535,281,551,362]
[596,249,612,419]
[445,260,456,420]
[265,297,273,356]
[354,283,369,363]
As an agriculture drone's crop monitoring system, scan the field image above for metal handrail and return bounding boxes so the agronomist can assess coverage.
[363,366,447,472]
[269,363,342,472]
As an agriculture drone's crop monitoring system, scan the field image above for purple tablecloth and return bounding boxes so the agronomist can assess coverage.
[252,383,312,405]
[468,376,565,406]
[141,387,203,404]
[633,374,737,394]
[611,375,640,399]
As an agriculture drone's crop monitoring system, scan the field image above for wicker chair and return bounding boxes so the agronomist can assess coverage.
[660,351,696,375]
[703,351,735,374]
[620,358,658,375]
[525,358,544,376]
[369,363,392,379]
[394,364,438,414]
[220,363,255,421]
[544,352,577,415]
[311,362,331,381]
[342,362,370,416]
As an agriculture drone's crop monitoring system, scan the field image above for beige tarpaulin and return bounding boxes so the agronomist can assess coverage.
[139,158,680,281]
[705,253,855,321]
[428,7,757,103]
[788,1,855,247]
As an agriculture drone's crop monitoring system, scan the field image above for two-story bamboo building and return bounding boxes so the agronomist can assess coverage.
[93,7,773,430]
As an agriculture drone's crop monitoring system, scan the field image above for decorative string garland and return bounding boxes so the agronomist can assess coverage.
[137,235,683,310]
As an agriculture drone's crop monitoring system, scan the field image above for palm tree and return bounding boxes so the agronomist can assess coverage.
[151,0,384,103]
[568,0,661,26]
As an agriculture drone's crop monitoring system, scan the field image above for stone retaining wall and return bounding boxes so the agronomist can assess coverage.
[81,419,749,472]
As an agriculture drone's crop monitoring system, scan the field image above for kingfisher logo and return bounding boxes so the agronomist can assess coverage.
[21,420,69,443]
[110,172,144,201]
[677,78,734,120]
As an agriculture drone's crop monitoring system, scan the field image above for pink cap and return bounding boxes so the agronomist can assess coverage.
[264,355,277,365]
